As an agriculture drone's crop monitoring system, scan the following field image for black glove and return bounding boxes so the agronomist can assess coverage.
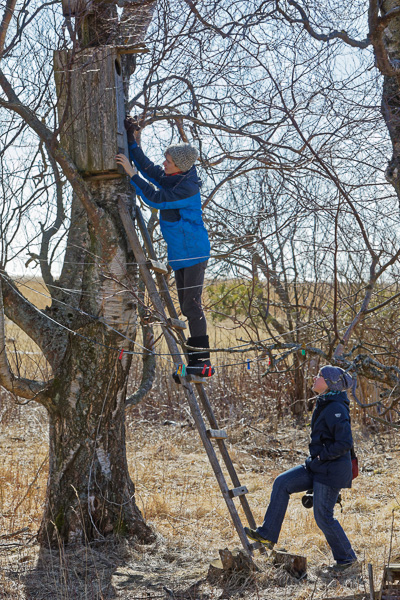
[124,115,140,144]
[304,456,313,471]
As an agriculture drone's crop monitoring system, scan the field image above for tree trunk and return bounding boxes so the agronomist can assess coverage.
[380,2,400,201]
[38,323,151,545]
[0,0,157,547]
[37,179,154,545]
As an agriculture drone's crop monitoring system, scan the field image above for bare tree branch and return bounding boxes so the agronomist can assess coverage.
[0,276,52,404]
[0,68,101,231]
[277,0,370,49]
[0,0,16,55]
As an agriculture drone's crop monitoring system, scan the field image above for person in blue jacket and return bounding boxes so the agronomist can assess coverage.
[244,365,358,577]
[116,119,213,377]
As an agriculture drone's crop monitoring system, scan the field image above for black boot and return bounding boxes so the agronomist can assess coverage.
[186,335,214,377]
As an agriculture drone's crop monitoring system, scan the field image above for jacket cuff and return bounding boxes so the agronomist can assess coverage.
[131,174,141,185]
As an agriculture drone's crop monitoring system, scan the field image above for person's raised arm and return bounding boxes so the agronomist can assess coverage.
[125,117,165,187]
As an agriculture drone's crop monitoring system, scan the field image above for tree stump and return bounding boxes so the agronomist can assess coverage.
[271,550,307,579]
[207,548,258,584]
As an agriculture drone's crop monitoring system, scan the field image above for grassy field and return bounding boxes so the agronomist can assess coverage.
[1,278,399,599]
[0,395,399,599]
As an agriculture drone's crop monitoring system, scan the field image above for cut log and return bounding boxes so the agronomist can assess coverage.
[380,563,400,600]
[271,550,307,579]
[207,558,225,585]
[207,548,257,584]
[384,564,400,583]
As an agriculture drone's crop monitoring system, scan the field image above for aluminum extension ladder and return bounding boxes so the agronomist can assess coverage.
[118,199,263,555]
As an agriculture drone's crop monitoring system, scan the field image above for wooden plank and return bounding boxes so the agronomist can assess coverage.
[115,44,150,55]
[148,259,168,275]
[207,429,228,440]
[229,486,248,498]
[115,54,128,161]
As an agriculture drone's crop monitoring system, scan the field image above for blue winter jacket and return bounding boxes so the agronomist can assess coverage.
[128,141,210,271]
[305,391,353,489]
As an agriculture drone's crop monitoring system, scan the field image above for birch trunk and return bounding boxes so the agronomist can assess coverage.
[35,178,154,545]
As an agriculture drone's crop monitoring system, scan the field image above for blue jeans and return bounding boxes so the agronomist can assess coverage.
[257,465,357,564]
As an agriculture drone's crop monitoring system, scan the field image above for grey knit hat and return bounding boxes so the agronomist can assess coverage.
[320,365,353,392]
[165,143,199,172]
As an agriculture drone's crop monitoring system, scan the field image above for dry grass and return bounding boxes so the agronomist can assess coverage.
[1,278,400,598]
[1,394,400,599]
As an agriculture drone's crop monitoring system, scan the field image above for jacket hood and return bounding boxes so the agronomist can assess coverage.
[316,390,350,410]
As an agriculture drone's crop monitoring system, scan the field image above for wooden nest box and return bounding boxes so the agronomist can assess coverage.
[54,46,128,177]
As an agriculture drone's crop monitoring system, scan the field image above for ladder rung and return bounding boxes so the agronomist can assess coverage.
[185,374,212,383]
[229,486,248,498]
[168,317,187,330]
[207,429,228,440]
[147,259,168,274]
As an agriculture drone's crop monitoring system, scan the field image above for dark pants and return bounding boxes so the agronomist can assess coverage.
[175,261,207,337]
[257,465,357,564]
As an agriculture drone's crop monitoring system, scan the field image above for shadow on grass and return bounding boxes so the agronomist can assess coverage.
[22,539,131,599]
[21,537,209,599]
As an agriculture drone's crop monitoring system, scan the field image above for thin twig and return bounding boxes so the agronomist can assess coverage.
[13,454,48,512]
[0,526,29,540]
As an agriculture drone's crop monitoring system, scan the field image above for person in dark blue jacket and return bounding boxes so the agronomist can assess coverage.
[244,365,358,576]
[116,120,213,376]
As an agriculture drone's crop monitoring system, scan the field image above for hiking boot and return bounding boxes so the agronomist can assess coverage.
[186,336,214,377]
[317,560,360,579]
[186,359,214,377]
[244,527,275,550]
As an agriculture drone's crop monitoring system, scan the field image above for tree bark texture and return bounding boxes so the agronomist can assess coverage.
[33,178,154,545]
[0,175,156,545]
[380,2,400,199]
[39,324,147,544]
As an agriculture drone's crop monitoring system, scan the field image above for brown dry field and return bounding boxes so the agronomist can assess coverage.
[1,396,400,600]
[0,278,399,599]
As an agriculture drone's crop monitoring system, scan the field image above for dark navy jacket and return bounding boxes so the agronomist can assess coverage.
[306,391,353,489]
[128,141,210,271]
